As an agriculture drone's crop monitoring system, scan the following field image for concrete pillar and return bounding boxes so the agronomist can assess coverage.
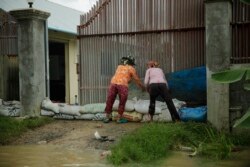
[10,9,50,116]
[205,0,232,131]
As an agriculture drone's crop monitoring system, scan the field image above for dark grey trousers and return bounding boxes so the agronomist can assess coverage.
[148,83,180,121]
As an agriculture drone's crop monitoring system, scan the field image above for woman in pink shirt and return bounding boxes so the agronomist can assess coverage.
[144,60,180,122]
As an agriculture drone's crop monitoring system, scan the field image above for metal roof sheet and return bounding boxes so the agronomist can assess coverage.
[0,0,83,34]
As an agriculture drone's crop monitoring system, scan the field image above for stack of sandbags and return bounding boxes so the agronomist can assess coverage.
[138,98,186,122]
[40,97,186,122]
[0,99,21,117]
[111,99,143,122]
[112,99,135,112]
[78,99,138,121]
[41,98,82,119]
[110,98,186,122]
[41,98,107,120]
[77,103,106,120]
[41,98,59,116]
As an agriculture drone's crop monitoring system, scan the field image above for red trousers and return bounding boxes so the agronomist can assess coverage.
[105,84,128,116]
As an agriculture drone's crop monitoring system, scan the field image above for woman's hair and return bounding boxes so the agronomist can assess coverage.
[147,60,159,68]
[120,56,136,65]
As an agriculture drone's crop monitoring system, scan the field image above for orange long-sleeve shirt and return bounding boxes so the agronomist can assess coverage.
[111,65,142,87]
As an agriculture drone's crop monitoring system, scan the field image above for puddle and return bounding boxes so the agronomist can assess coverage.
[162,149,250,167]
[0,145,249,167]
[0,144,112,167]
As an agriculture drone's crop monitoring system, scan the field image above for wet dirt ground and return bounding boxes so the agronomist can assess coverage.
[10,120,143,151]
[3,120,250,167]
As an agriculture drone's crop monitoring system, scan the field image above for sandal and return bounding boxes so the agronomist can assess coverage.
[103,117,112,123]
[117,118,128,124]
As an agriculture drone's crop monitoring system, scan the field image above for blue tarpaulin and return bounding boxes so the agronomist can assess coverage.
[166,66,206,104]
[179,106,207,122]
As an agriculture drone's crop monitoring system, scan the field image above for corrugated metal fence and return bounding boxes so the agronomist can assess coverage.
[0,9,19,100]
[1,1,247,103]
[232,0,250,64]
[78,0,205,104]
[0,9,17,55]
[78,0,249,104]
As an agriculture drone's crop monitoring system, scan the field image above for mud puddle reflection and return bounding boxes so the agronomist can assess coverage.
[1,145,249,167]
[162,149,250,167]
[0,144,112,167]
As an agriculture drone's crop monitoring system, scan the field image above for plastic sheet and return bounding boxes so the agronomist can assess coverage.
[179,106,207,122]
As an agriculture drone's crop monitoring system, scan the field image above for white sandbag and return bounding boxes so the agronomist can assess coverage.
[112,111,142,122]
[2,100,21,107]
[93,113,106,121]
[41,98,59,113]
[154,108,173,122]
[112,99,135,112]
[2,100,20,106]
[134,100,166,114]
[140,114,150,122]
[11,100,20,105]
[58,104,81,116]
[0,105,21,117]
[75,113,96,120]
[173,98,186,110]
[40,109,55,116]
[141,108,173,122]
[53,113,74,119]
[80,103,106,114]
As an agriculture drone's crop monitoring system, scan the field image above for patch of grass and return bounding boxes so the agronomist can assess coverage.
[107,122,250,166]
[230,130,250,146]
[197,128,233,159]
[108,123,171,165]
[0,116,54,145]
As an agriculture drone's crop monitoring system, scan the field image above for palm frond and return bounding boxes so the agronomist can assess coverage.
[211,69,246,83]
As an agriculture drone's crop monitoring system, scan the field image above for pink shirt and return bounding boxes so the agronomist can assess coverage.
[144,67,168,86]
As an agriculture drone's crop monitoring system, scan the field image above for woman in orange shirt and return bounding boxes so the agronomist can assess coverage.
[103,56,145,123]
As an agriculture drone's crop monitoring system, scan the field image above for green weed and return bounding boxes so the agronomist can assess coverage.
[107,122,250,166]
[0,116,53,145]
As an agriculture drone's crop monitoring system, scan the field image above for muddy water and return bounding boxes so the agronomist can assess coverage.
[0,144,112,167]
[0,145,249,167]
[162,149,250,167]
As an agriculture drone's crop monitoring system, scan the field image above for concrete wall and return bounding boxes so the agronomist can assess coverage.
[205,0,232,131]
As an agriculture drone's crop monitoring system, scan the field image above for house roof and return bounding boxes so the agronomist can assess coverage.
[0,0,83,35]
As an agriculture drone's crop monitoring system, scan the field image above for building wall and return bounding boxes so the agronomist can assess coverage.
[68,39,79,104]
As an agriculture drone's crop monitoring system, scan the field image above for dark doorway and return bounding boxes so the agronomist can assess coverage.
[49,41,65,102]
